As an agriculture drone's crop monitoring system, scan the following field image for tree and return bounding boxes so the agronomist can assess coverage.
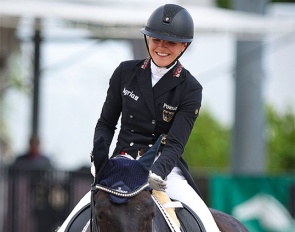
[184,106,295,174]
[183,108,230,173]
[266,106,295,173]
[0,23,21,165]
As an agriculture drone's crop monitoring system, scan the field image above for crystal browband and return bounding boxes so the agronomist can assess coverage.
[94,183,149,198]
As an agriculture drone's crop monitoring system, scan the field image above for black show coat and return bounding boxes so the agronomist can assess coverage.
[94,58,202,182]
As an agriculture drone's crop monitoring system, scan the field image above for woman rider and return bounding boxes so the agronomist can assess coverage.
[58,4,220,231]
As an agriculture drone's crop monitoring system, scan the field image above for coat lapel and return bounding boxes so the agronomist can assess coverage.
[136,60,156,117]
[136,59,186,117]
[153,62,185,99]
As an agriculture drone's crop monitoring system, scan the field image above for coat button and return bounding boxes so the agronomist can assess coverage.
[131,130,134,133]
[130,115,134,118]
[149,144,153,147]
[130,142,134,146]
[152,119,156,124]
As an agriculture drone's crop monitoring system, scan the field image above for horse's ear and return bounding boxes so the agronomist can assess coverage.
[92,136,109,176]
[137,135,163,170]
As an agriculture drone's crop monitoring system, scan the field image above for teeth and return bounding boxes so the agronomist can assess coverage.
[157,52,168,57]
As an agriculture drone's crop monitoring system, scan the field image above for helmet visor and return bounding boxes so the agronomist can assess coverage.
[140,27,193,43]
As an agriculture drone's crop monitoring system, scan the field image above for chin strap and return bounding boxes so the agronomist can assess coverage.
[143,35,190,69]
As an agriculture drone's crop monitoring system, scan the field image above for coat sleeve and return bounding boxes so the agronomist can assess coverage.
[93,63,123,151]
[151,81,202,179]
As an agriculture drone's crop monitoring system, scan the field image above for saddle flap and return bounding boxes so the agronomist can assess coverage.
[175,202,206,232]
[152,190,206,232]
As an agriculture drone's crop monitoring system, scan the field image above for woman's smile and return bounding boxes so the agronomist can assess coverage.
[149,37,187,67]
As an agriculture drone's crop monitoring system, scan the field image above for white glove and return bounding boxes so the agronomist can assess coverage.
[148,171,167,191]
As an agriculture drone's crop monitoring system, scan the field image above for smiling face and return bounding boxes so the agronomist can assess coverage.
[148,37,187,67]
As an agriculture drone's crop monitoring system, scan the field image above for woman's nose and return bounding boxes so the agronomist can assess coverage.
[159,40,167,47]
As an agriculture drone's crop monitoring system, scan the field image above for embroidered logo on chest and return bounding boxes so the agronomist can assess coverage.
[123,87,139,102]
[162,103,178,122]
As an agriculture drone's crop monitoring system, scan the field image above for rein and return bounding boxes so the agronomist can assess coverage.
[90,182,149,232]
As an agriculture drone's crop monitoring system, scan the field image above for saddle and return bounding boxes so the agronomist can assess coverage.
[152,190,206,232]
[64,136,207,231]
[64,198,206,232]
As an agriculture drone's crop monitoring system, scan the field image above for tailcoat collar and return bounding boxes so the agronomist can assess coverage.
[136,58,185,117]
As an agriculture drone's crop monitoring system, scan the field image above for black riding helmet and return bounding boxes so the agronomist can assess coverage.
[140,4,194,68]
[141,4,194,43]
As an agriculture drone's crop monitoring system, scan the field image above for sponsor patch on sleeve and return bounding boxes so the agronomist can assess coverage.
[162,103,178,122]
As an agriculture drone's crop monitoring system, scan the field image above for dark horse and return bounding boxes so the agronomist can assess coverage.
[64,137,248,232]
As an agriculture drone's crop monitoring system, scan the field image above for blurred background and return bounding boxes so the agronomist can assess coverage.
[0,0,294,231]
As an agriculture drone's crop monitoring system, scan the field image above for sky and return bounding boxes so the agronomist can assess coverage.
[4,3,295,170]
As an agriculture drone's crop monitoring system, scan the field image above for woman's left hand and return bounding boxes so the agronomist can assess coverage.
[148,171,167,191]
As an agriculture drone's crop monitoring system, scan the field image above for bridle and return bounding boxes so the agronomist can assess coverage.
[89,135,164,232]
[90,182,150,232]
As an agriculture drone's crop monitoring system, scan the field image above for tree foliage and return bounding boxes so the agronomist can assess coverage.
[266,106,295,173]
[183,108,230,173]
[184,106,295,174]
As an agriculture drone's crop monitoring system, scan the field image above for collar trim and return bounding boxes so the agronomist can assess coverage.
[142,57,183,78]
[173,63,183,77]
[141,57,151,70]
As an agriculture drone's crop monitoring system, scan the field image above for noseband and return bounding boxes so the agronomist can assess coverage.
[90,182,149,232]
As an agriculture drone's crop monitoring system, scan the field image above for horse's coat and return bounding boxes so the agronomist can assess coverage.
[59,136,249,232]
